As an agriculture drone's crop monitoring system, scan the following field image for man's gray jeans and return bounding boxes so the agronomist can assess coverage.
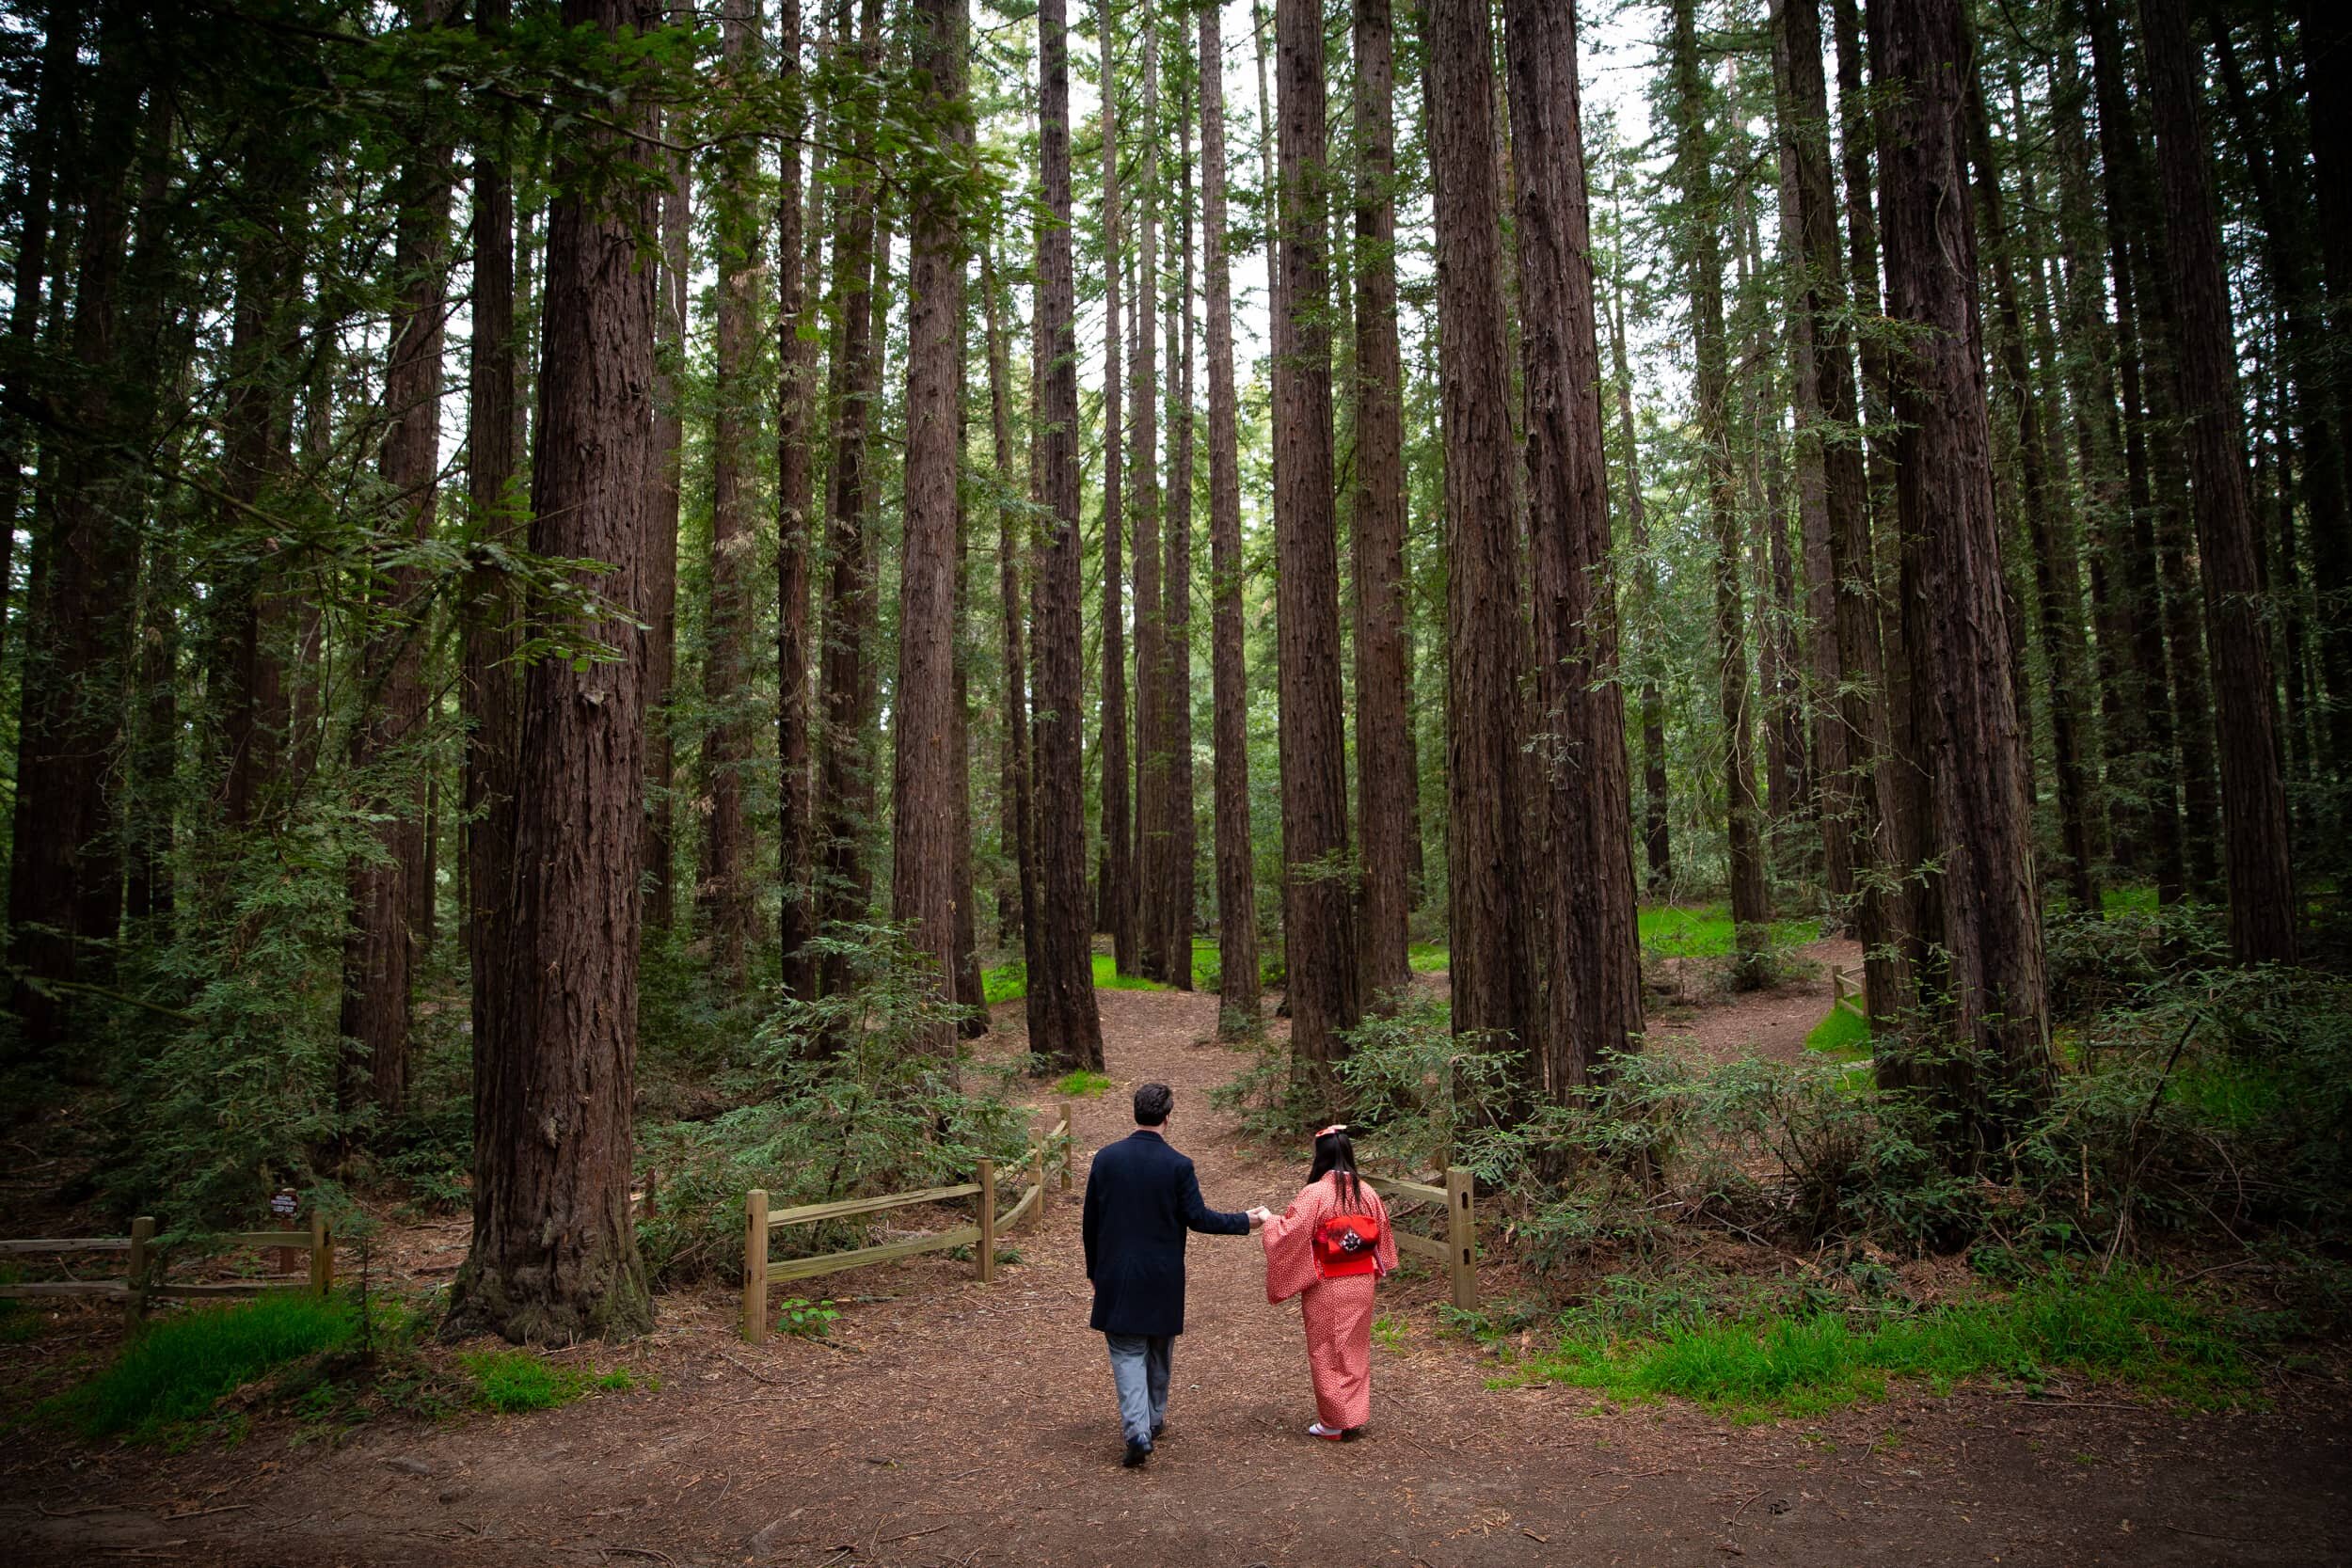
[1104,1333,1172,1447]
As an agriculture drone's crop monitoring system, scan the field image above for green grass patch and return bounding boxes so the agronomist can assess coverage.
[1407,942,1450,974]
[459,1349,640,1413]
[1804,1002,1871,1061]
[1054,1068,1113,1098]
[45,1293,358,1440]
[1637,903,1816,958]
[1503,1271,2249,1418]
[2101,883,2159,916]
[981,953,1174,1005]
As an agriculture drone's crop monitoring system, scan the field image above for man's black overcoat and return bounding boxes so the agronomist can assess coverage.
[1080,1129,1249,1338]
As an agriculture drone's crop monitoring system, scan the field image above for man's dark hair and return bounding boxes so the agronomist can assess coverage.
[1133,1083,1174,1126]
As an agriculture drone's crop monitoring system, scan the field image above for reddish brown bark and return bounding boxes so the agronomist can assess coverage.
[1272,0,1361,1092]
[444,0,659,1345]
[2140,0,2297,964]
[983,247,1041,988]
[1153,83,1200,993]
[1429,0,1535,1066]
[1867,0,2052,1132]
[642,134,684,934]
[891,0,970,1047]
[1096,0,1135,970]
[1608,263,1671,894]
[1349,0,1412,1009]
[1200,3,1261,1035]
[776,0,820,999]
[1506,0,1644,1094]
[1030,0,1105,1069]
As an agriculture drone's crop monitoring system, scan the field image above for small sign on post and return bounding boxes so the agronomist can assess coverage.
[271,1188,301,1278]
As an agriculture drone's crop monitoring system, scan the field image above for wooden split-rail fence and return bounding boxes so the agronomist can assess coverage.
[1364,1168,1480,1311]
[1830,963,1867,1021]
[742,1103,1075,1342]
[0,1213,335,1325]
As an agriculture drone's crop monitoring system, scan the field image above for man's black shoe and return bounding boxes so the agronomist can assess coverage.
[1121,1439,1152,1468]
[1151,1421,1166,1440]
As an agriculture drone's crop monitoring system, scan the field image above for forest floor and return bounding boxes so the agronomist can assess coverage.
[6,952,2349,1567]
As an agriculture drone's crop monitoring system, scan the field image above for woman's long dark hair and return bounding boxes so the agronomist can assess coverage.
[1310,1129,1364,1210]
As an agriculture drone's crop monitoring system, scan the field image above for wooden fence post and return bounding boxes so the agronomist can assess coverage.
[1029,1141,1046,1229]
[125,1215,154,1327]
[310,1210,332,1295]
[743,1188,770,1343]
[1057,1102,1073,1190]
[977,1159,996,1283]
[1443,1166,1477,1311]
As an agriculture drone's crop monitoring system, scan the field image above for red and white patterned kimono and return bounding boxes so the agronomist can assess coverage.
[1260,1172,1400,1432]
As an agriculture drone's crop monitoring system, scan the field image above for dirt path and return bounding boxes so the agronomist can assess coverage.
[8,986,2348,1567]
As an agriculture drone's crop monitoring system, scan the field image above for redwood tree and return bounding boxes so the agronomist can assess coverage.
[1867,0,2052,1135]
[446,0,660,1344]
[2139,0,2297,964]
[1200,2,1261,1036]
[1272,0,1361,1089]
[892,0,971,1045]
[1030,0,1105,1070]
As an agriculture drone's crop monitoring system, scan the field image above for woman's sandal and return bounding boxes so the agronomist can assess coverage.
[1307,1421,1345,1440]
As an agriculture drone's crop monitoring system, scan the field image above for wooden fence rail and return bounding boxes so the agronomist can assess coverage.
[0,1213,333,1325]
[1830,965,1867,1020]
[1363,1167,1479,1310]
[742,1103,1074,1343]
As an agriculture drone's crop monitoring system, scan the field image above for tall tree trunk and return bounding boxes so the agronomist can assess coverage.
[1159,79,1200,993]
[1030,0,1106,1070]
[1096,0,1135,970]
[1867,0,2052,1138]
[1349,0,1412,1008]
[445,0,659,1346]
[1273,0,1361,1093]
[0,0,83,683]
[1771,0,1848,905]
[2051,37,2155,884]
[1131,19,1169,984]
[1608,250,1672,893]
[1200,3,1262,1036]
[816,0,886,1005]
[1429,0,1536,1069]
[466,0,523,1069]
[892,0,969,1050]
[2302,2,2352,789]
[642,134,684,935]
[1506,0,1644,1094]
[698,0,761,988]
[1666,0,1769,990]
[776,0,821,999]
[2139,0,2297,964]
[2086,0,2187,903]
[983,246,1041,990]
[341,0,453,1121]
[1777,0,1896,1008]
[1963,61,2102,917]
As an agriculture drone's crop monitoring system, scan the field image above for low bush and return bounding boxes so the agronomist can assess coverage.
[634,924,1034,1284]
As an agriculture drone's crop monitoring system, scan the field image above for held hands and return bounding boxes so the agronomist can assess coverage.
[1246,1206,1273,1230]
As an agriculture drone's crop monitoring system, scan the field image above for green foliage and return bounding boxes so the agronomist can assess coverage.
[774,1296,839,1338]
[44,1294,358,1441]
[1331,998,1519,1175]
[1053,1069,1112,1099]
[634,925,1032,1284]
[2043,895,2230,1022]
[1505,1268,2250,1417]
[459,1349,639,1413]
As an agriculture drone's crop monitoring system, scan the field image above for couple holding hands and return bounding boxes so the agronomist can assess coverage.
[1079,1082,1399,1467]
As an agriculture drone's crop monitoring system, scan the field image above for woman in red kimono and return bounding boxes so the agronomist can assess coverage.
[1254,1125,1399,1439]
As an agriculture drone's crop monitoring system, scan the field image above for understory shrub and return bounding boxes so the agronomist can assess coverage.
[634,924,1033,1284]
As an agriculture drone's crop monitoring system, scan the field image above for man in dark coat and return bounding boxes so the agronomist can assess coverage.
[1081,1081,1262,1466]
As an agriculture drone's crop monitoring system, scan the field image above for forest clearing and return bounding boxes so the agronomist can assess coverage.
[0,0,2348,1561]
